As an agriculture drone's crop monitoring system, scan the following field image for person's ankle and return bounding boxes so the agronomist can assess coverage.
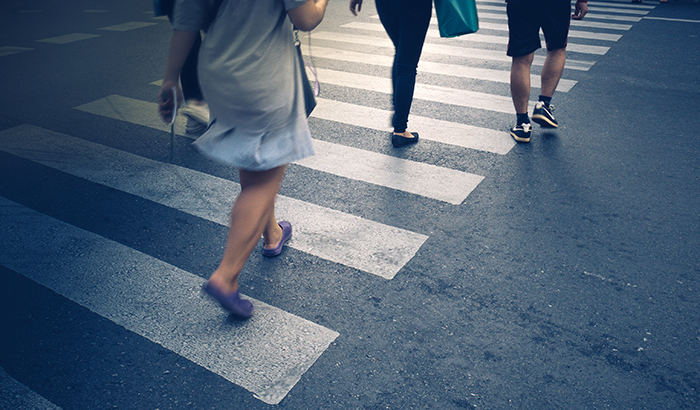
[393,130,414,138]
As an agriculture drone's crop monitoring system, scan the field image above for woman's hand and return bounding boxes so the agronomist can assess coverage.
[573,0,588,20]
[350,0,363,16]
[158,81,182,124]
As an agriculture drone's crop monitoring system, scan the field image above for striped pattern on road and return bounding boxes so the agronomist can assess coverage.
[476,3,650,17]
[0,46,34,57]
[75,95,484,204]
[343,21,612,55]
[98,21,158,31]
[312,98,515,154]
[296,139,484,205]
[302,44,578,92]
[0,196,339,406]
[36,33,101,44]
[315,67,518,114]
[311,31,595,71]
[474,11,634,30]
[0,124,428,280]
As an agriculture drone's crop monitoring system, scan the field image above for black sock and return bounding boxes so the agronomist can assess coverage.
[538,95,552,107]
[516,113,530,125]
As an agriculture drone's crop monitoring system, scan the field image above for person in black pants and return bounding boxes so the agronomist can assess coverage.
[350,0,431,147]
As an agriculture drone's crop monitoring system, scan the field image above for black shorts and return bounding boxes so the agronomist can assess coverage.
[506,0,572,57]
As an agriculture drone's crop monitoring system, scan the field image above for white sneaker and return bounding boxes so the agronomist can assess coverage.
[179,101,209,127]
[186,117,207,134]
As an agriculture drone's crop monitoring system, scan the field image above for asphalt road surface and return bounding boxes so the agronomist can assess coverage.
[1,0,699,409]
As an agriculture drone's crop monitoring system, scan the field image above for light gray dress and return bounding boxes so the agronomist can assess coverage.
[174,0,314,171]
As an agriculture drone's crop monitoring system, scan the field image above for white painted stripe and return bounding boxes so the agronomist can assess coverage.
[312,31,595,71]
[375,15,622,41]
[76,93,190,135]
[476,3,650,15]
[1,123,427,279]
[475,11,633,30]
[583,2,656,10]
[0,46,34,57]
[475,21,623,41]
[312,98,515,155]
[569,19,633,30]
[578,13,642,22]
[73,95,483,204]
[342,22,610,55]
[36,33,101,44]
[477,0,655,9]
[0,366,63,410]
[644,16,700,23]
[296,139,484,205]
[302,44,577,92]
[315,67,522,114]
[585,6,650,15]
[0,197,339,405]
[98,21,158,31]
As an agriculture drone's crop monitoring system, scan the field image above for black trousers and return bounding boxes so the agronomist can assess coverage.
[375,0,432,133]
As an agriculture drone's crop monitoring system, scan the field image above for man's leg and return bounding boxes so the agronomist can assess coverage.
[509,53,534,142]
[510,53,534,115]
[532,47,566,128]
[540,47,566,98]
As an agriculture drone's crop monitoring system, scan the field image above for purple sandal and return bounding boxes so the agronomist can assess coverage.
[262,221,292,257]
[202,281,254,318]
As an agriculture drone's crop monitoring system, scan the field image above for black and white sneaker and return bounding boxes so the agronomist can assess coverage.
[532,101,558,128]
[510,122,531,143]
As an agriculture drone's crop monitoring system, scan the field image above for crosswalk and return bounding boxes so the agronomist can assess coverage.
[0,1,655,405]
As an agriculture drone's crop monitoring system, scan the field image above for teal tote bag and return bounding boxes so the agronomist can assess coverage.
[434,0,479,38]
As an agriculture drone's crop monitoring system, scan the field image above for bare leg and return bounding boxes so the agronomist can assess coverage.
[510,53,535,114]
[540,47,566,98]
[207,165,287,293]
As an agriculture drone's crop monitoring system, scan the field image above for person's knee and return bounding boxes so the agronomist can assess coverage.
[512,53,534,69]
[546,47,566,58]
[395,61,418,77]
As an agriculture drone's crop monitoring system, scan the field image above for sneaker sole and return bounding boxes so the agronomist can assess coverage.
[532,115,558,128]
[510,131,530,143]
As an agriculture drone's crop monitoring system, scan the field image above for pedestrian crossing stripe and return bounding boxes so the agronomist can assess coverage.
[312,98,515,154]
[0,124,428,280]
[0,46,34,57]
[98,21,158,31]
[315,67,518,114]
[476,3,651,16]
[74,95,485,204]
[343,22,611,55]
[296,139,484,205]
[476,0,656,9]
[36,33,102,44]
[472,11,635,30]
[474,21,623,42]
[0,196,339,405]
[310,31,595,71]
[302,44,578,92]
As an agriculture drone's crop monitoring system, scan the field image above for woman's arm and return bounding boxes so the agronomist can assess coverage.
[287,0,329,32]
[158,30,199,123]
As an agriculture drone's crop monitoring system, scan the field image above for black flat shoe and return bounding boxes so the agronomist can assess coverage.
[392,132,419,147]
